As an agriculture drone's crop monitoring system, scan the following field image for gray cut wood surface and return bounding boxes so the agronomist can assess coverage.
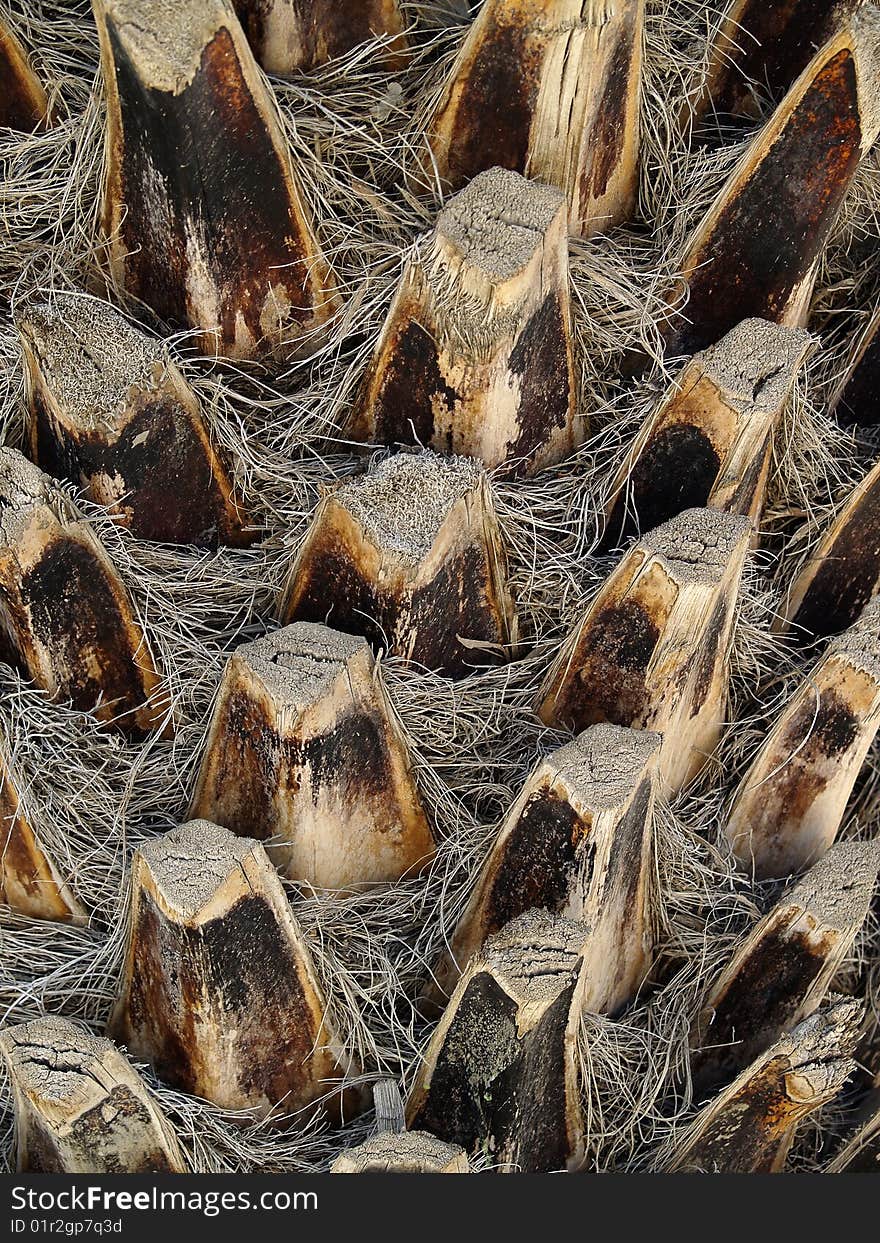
[346,167,579,476]
[422,0,644,237]
[231,0,407,74]
[661,8,880,356]
[190,622,435,889]
[109,820,355,1120]
[438,722,659,1015]
[331,1132,469,1173]
[92,0,337,359]
[601,319,813,549]
[725,597,880,878]
[670,997,861,1172]
[0,1016,186,1173]
[18,294,250,547]
[690,838,880,1097]
[279,450,518,678]
[538,507,751,793]
[408,909,589,1172]
[0,447,168,739]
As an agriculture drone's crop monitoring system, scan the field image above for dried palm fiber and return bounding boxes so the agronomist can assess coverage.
[0,0,879,1173]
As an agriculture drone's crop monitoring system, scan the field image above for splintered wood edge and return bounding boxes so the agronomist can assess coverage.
[670,997,862,1172]
[0,1016,186,1172]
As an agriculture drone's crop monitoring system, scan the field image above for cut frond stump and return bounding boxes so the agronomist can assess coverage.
[690,839,880,1098]
[92,0,337,360]
[109,820,354,1120]
[831,303,880,426]
[0,1017,186,1173]
[437,723,659,1014]
[279,451,517,679]
[661,9,880,356]
[346,167,579,476]
[0,16,49,132]
[725,598,880,879]
[18,295,250,548]
[779,455,880,641]
[0,448,167,739]
[422,0,644,237]
[332,1080,469,1172]
[231,0,407,74]
[407,909,589,1173]
[670,997,861,1173]
[538,507,751,794]
[0,746,85,923]
[189,622,435,889]
[601,319,813,550]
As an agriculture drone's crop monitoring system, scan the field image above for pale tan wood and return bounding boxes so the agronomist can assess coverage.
[231,0,407,74]
[0,1016,186,1173]
[0,16,49,131]
[18,294,250,547]
[725,598,880,878]
[279,451,518,679]
[423,0,644,237]
[347,167,579,475]
[670,997,861,1172]
[109,819,355,1120]
[538,507,752,794]
[189,622,435,889]
[407,909,590,1172]
[0,745,85,924]
[437,723,659,1014]
[92,0,338,359]
[0,448,168,740]
[602,319,814,547]
[690,838,880,1097]
[662,10,880,356]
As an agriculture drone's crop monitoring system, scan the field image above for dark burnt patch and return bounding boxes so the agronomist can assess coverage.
[605,777,652,915]
[836,329,880,427]
[296,707,393,804]
[196,689,281,840]
[371,319,457,449]
[69,1087,178,1173]
[689,593,729,715]
[0,42,45,133]
[680,1056,792,1172]
[407,542,506,678]
[580,22,635,210]
[233,0,393,67]
[557,598,659,732]
[283,536,386,651]
[728,429,772,512]
[504,291,571,474]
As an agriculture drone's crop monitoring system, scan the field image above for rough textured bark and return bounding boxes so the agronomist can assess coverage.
[831,303,880,427]
[422,0,644,237]
[0,448,168,739]
[0,746,85,923]
[779,455,880,642]
[661,10,880,356]
[18,295,250,547]
[92,0,338,359]
[725,598,880,878]
[407,909,589,1172]
[279,451,518,679]
[601,319,813,550]
[538,507,751,793]
[437,723,659,1014]
[190,622,435,889]
[0,1017,186,1173]
[332,1078,470,1172]
[690,839,880,1098]
[670,997,861,1173]
[109,820,354,1120]
[231,0,407,74]
[346,167,579,476]
[827,1070,880,1171]
[0,16,49,131]
[685,0,842,124]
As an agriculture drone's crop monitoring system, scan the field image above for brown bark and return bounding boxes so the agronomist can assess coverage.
[422,0,644,238]
[437,722,659,1014]
[538,507,751,793]
[831,302,880,427]
[0,448,168,739]
[92,0,338,360]
[18,294,251,547]
[661,10,880,356]
[279,451,518,679]
[407,910,590,1172]
[670,997,861,1172]
[0,1016,186,1173]
[346,167,579,476]
[690,838,880,1098]
[231,0,407,74]
[725,598,880,878]
[189,621,435,889]
[601,319,814,550]
[109,819,355,1120]
[0,17,49,132]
